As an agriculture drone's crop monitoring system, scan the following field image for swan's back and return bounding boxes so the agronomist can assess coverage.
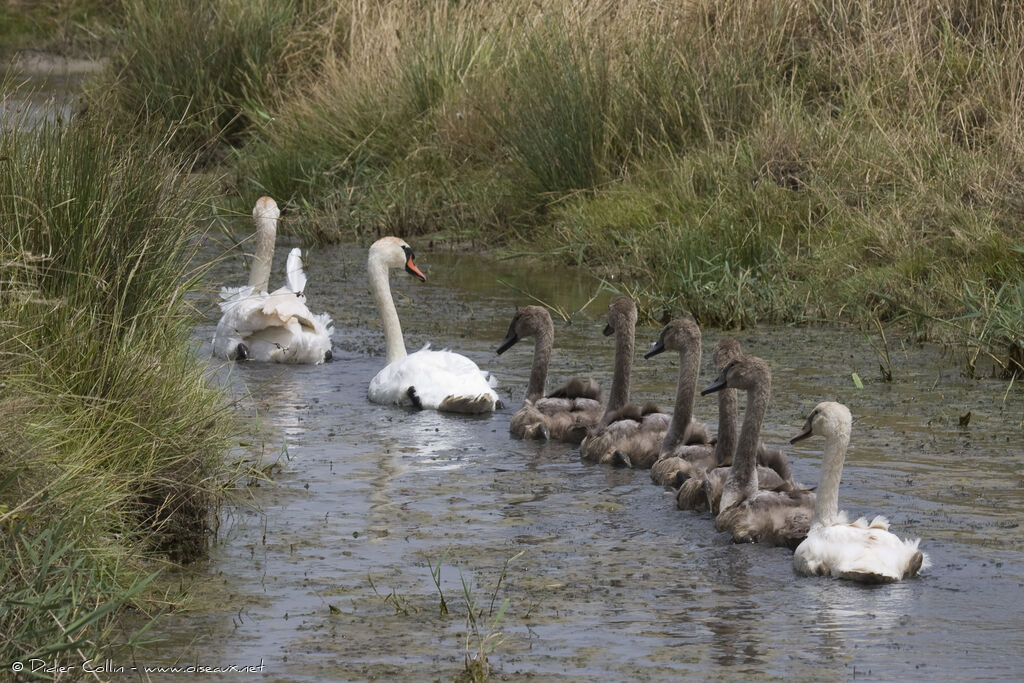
[581,410,671,469]
[369,344,498,414]
[794,515,931,583]
[510,398,599,443]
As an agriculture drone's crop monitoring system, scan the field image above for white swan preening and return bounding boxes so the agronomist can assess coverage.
[212,196,333,364]
[366,236,498,414]
[790,402,930,583]
[496,305,602,442]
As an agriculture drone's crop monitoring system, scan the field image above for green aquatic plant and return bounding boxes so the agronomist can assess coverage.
[459,550,523,682]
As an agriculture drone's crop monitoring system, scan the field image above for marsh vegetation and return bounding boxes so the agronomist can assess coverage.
[2,0,1023,678]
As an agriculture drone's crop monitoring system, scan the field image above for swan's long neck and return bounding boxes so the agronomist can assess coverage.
[813,420,850,526]
[723,379,769,505]
[526,322,554,403]
[604,321,634,419]
[661,339,701,453]
[249,214,276,292]
[368,255,407,363]
[714,388,738,466]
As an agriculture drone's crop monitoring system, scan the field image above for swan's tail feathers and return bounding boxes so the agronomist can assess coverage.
[438,393,496,414]
[907,551,925,577]
[905,538,930,575]
[607,450,632,469]
[918,547,932,572]
[286,248,307,296]
[835,569,899,584]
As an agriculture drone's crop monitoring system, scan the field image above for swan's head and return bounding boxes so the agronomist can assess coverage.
[253,196,280,221]
[701,355,770,395]
[790,401,852,444]
[644,318,700,359]
[603,296,637,337]
[496,305,552,354]
[368,236,426,281]
[712,337,743,371]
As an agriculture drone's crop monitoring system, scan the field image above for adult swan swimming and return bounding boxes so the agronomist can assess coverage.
[212,196,333,364]
[366,237,498,414]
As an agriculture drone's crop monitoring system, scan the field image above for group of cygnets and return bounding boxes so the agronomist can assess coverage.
[214,197,931,585]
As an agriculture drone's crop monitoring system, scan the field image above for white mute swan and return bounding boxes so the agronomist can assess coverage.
[496,305,602,442]
[212,197,333,364]
[367,236,498,413]
[790,402,930,583]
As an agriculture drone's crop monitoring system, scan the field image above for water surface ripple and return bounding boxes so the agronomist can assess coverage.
[147,239,1024,681]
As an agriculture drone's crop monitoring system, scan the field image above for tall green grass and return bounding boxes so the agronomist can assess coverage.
[100,0,1024,371]
[0,111,240,669]
[98,0,301,158]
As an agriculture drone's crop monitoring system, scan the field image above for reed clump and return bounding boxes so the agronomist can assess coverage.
[0,112,240,669]
[95,0,306,160]
[99,0,1024,364]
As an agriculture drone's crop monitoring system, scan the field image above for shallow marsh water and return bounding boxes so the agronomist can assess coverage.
[133,235,1024,682]
[1,52,101,126]
[7,59,1019,682]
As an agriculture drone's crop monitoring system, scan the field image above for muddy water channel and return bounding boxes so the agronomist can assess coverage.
[143,238,1024,681]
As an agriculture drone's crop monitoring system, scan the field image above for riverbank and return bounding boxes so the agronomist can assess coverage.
[77,0,1022,377]
[0,75,250,674]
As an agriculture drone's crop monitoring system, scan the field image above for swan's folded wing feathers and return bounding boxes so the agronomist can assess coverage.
[285,248,307,296]
[369,347,498,413]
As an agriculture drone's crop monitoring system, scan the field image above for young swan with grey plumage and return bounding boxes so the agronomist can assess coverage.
[665,337,798,512]
[639,318,715,478]
[579,297,677,469]
[790,402,930,583]
[495,305,602,443]
[701,356,815,549]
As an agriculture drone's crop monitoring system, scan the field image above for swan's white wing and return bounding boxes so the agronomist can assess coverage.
[285,247,307,296]
[794,518,929,582]
[218,285,259,306]
[368,345,497,413]
[213,286,332,364]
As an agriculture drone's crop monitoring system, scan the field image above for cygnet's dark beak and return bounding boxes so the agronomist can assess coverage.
[644,338,666,359]
[789,412,816,444]
[603,323,614,337]
[495,321,519,355]
[700,365,730,396]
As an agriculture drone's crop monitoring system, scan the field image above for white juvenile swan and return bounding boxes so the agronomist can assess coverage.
[496,305,602,443]
[213,196,333,364]
[790,402,931,583]
[366,236,498,413]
